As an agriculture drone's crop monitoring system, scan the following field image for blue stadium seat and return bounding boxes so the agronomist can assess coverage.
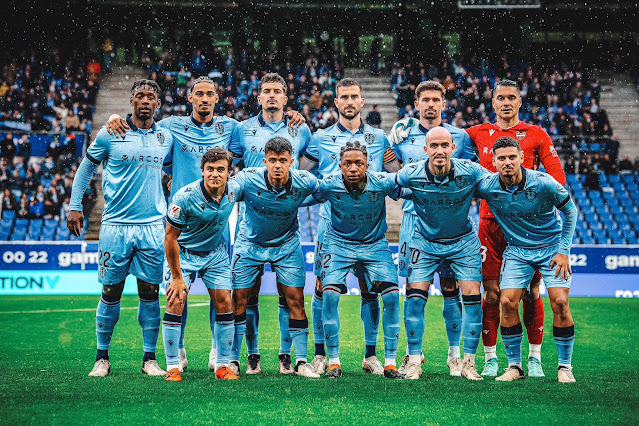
[580,205,595,215]
[622,175,637,185]
[611,236,626,245]
[588,190,601,199]
[0,230,9,240]
[590,143,601,152]
[44,218,58,229]
[55,227,70,241]
[14,218,28,230]
[580,235,595,244]
[29,218,44,229]
[584,212,598,224]
[1,210,16,221]
[1,217,13,229]
[566,174,579,184]
[608,175,621,184]
[41,227,56,241]
[27,228,42,241]
[10,228,26,241]
[70,232,85,241]
[612,182,625,192]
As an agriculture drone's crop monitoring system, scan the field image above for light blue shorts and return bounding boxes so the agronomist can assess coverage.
[399,212,455,279]
[232,234,306,289]
[98,223,164,285]
[163,244,231,291]
[320,236,398,294]
[500,244,572,289]
[407,231,482,283]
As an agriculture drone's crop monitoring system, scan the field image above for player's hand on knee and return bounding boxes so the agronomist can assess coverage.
[550,253,572,281]
[106,114,129,138]
[315,277,323,292]
[285,110,306,127]
[167,277,188,306]
[389,117,418,145]
[67,210,84,237]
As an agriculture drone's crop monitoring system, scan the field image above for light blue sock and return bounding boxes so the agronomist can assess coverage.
[96,296,120,351]
[215,312,234,365]
[404,288,428,356]
[289,318,309,362]
[322,288,341,360]
[553,325,575,367]
[501,324,524,366]
[231,313,246,362]
[245,303,259,355]
[279,296,292,354]
[381,288,400,361]
[179,298,188,349]
[209,300,217,351]
[162,312,182,367]
[312,289,325,355]
[462,294,482,355]
[442,288,462,349]
[138,297,160,353]
[361,294,380,352]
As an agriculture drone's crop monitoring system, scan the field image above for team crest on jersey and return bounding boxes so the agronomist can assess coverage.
[525,188,537,201]
[168,203,181,219]
[288,126,298,138]
[364,133,375,145]
[516,131,526,140]
[227,191,236,203]
[215,123,225,135]
[290,189,302,201]
[549,144,558,157]
[368,192,382,203]
[489,129,495,136]
[156,133,165,144]
[455,176,469,188]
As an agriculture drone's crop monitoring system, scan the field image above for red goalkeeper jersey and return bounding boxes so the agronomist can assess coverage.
[465,121,566,219]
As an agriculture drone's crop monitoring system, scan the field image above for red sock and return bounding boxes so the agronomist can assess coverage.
[481,299,500,347]
[523,297,545,345]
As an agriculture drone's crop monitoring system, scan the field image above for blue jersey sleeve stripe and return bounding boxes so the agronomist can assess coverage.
[303,152,319,163]
[556,195,571,209]
[166,216,184,229]
[85,153,101,165]
[163,160,172,167]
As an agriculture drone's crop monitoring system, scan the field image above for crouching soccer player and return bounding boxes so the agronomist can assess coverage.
[313,141,404,379]
[163,148,241,381]
[476,137,577,383]
[231,137,320,378]
[67,79,172,377]
[395,127,488,381]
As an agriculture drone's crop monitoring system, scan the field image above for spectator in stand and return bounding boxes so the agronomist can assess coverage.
[564,156,576,174]
[619,155,634,173]
[16,194,29,219]
[16,135,31,164]
[87,58,102,83]
[29,194,44,218]
[44,186,61,219]
[1,133,16,161]
[584,167,601,191]
[2,188,17,212]
[66,110,81,131]
[366,104,382,128]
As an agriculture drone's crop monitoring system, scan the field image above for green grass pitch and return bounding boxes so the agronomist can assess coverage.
[1,295,638,424]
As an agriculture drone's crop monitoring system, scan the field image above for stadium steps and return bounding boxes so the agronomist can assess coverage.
[344,68,402,242]
[598,72,639,160]
[86,65,147,240]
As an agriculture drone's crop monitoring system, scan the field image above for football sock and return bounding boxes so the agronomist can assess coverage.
[245,303,259,355]
[524,296,545,346]
[278,296,292,355]
[408,354,421,364]
[231,313,247,362]
[529,344,542,361]
[448,346,461,360]
[361,294,380,357]
[329,357,340,367]
[138,297,160,354]
[179,298,187,350]
[96,349,109,361]
[553,325,575,367]
[209,301,217,351]
[96,295,120,353]
[381,289,400,362]
[404,288,428,356]
[462,294,482,355]
[312,289,325,356]
[484,345,497,362]
[481,299,500,349]
[384,358,396,367]
[215,312,234,365]
[501,323,523,367]
[464,353,476,363]
[162,312,182,370]
[442,288,463,350]
[289,318,309,363]
[365,345,376,358]
[323,289,341,360]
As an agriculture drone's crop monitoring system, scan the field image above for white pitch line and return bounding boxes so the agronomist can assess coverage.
[0,302,209,315]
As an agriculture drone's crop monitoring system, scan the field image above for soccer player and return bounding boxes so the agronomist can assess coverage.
[313,141,403,379]
[392,79,566,377]
[395,127,488,381]
[162,147,241,381]
[228,73,312,375]
[231,137,319,378]
[299,77,400,375]
[106,76,306,373]
[476,137,577,382]
[389,80,477,376]
[67,79,173,377]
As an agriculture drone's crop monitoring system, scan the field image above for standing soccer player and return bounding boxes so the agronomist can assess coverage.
[395,127,488,381]
[299,77,400,375]
[163,148,241,381]
[476,137,577,382]
[228,73,312,375]
[67,79,173,377]
[389,80,477,376]
[313,141,404,379]
[231,137,319,378]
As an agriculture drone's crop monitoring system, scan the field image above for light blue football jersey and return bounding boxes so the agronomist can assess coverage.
[160,115,238,200]
[392,122,477,215]
[166,178,242,251]
[314,171,401,243]
[476,168,576,254]
[396,158,490,242]
[234,167,319,246]
[228,112,311,168]
[85,116,173,225]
